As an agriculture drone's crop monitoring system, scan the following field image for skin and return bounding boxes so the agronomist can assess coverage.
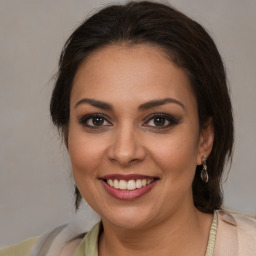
[68,44,214,256]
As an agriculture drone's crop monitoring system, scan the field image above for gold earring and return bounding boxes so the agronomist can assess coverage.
[200,154,209,183]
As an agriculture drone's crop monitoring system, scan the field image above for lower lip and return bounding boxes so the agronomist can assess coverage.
[100,180,158,200]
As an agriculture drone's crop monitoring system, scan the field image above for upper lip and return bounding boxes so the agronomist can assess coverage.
[99,174,158,181]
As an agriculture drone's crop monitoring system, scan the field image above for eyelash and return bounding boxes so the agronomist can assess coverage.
[78,113,180,129]
[79,113,112,129]
[143,113,180,129]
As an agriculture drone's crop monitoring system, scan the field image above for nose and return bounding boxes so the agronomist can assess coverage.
[107,125,146,167]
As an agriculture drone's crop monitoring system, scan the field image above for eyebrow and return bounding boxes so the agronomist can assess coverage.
[138,98,184,110]
[75,98,113,110]
[75,97,184,111]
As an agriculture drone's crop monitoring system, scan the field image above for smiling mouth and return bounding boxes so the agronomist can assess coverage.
[100,175,159,200]
[103,178,156,191]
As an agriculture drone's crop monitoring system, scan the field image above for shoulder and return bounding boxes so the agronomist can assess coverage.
[231,211,256,234]
[215,209,256,255]
[217,209,256,235]
[0,237,38,256]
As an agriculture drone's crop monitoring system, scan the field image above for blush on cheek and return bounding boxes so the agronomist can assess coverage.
[69,138,106,175]
[70,151,98,172]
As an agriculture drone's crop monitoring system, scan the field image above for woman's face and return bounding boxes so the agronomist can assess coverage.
[68,44,212,230]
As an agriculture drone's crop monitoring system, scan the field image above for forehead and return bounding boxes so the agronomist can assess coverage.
[71,44,195,109]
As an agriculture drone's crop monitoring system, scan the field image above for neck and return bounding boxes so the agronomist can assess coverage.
[99,206,213,256]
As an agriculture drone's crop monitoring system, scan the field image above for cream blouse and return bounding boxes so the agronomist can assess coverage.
[73,211,218,256]
[2,210,256,255]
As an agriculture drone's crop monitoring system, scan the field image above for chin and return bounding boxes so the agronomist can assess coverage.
[100,206,159,231]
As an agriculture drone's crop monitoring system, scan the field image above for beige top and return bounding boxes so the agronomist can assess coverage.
[71,211,217,256]
[1,210,256,255]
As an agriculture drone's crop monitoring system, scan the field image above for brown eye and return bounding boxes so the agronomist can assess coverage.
[153,117,168,126]
[92,117,104,126]
[79,114,111,128]
[143,113,181,129]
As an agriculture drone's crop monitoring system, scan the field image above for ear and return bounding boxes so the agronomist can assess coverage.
[196,117,214,165]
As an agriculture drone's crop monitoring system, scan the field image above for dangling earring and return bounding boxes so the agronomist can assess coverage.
[200,154,209,183]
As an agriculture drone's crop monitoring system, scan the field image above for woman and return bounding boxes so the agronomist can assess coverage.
[1,1,256,255]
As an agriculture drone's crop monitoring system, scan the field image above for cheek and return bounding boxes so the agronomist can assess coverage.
[148,128,199,179]
[68,130,106,203]
[68,126,106,176]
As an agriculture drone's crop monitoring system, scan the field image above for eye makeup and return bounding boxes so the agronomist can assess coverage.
[78,113,112,129]
[142,113,182,130]
[77,111,182,132]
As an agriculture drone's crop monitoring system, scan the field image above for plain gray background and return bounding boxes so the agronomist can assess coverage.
[0,0,255,247]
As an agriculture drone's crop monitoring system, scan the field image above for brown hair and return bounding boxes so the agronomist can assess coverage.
[50,1,234,213]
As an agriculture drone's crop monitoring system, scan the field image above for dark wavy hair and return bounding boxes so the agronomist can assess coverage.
[50,1,234,213]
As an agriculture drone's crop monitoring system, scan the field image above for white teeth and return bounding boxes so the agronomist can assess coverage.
[142,179,147,186]
[113,179,119,189]
[127,180,136,190]
[147,179,154,185]
[135,179,142,188]
[106,178,155,190]
[119,180,126,190]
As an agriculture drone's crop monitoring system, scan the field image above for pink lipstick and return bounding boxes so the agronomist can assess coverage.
[99,174,158,200]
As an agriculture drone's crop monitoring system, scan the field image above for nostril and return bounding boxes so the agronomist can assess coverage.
[107,141,146,166]
[106,131,146,167]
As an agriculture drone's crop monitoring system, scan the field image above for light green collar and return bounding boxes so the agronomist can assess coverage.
[73,211,217,256]
[73,222,100,256]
